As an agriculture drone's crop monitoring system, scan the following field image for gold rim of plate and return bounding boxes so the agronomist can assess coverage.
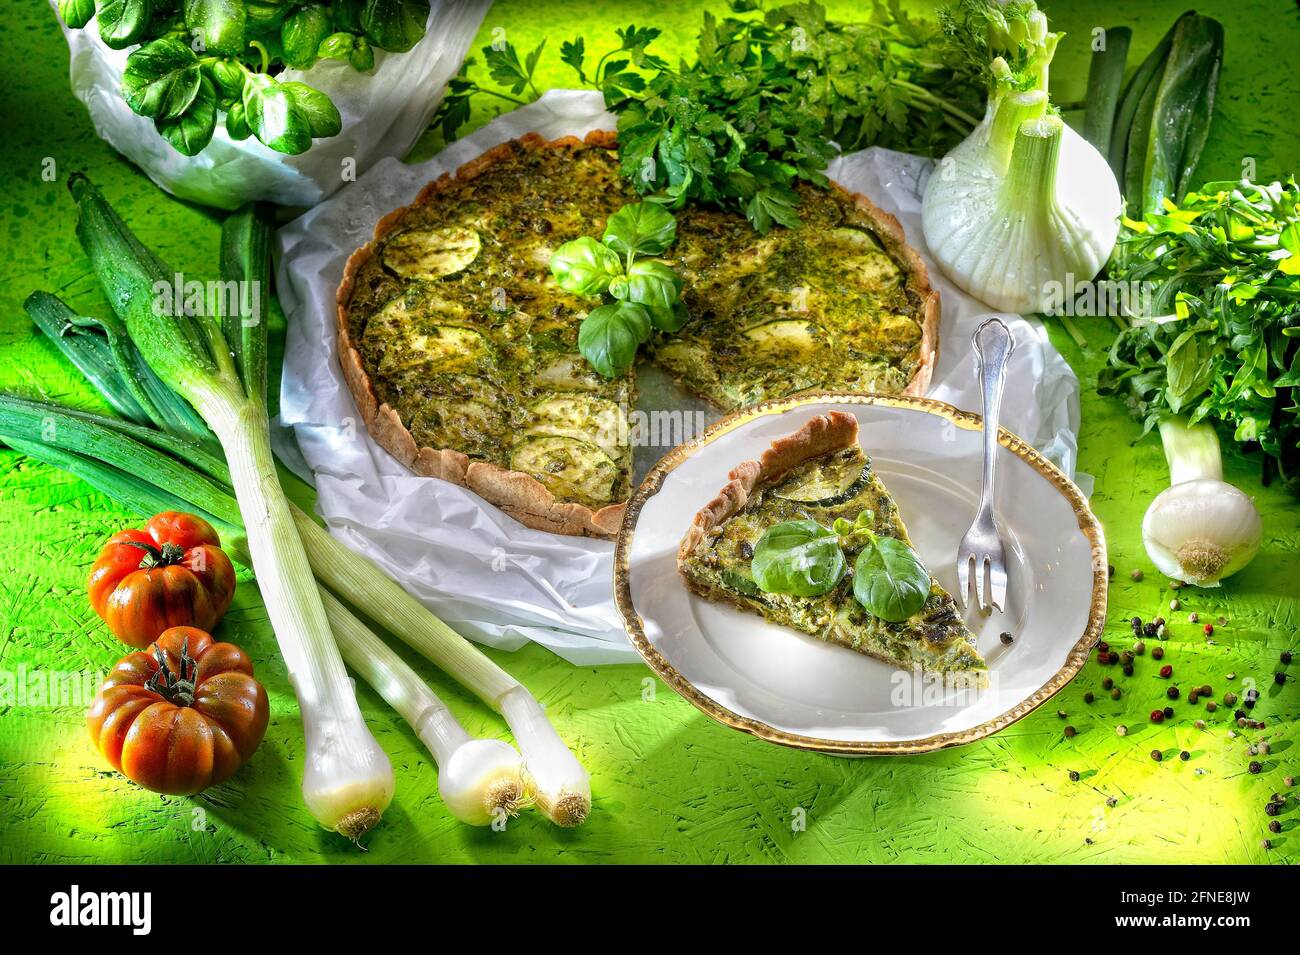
[612,391,1109,755]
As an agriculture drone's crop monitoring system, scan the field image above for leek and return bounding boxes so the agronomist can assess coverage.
[68,175,393,840]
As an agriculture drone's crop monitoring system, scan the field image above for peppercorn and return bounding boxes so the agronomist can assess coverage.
[1152,646,1164,660]
[1169,598,1181,611]
[1064,725,1077,738]
[1246,688,1259,702]
[1286,776,1295,787]
[1203,624,1214,636]
[1130,569,1144,581]
[1188,690,1199,705]
[1134,640,1146,655]
[1068,770,1080,781]
[1224,692,1237,706]
[1237,713,1249,724]
[1250,761,1263,774]
[1227,672,1236,680]
[1057,709,1067,719]
[1206,701,1217,712]
[1102,677,1114,690]
[1098,651,1113,665]
[1266,801,1281,817]
[1199,684,1212,697]
[1276,672,1287,685]
[1116,725,1128,737]
[1164,706,1175,719]
[1260,741,1271,755]
[1170,580,1182,590]
[1143,623,1157,637]
[1194,720,1206,730]
[1084,692,1095,704]
[1123,664,1135,677]
[1283,650,1293,664]
[1263,839,1273,850]
[1269,820,1282,834]
[1120,651,1134,665]
[1000,631,1014,645]
[1153,617,1165,628]
[1106,796,1118,807]
[1108,565,1115,579]
[1179,750,1190,761]
[1111,688,1122,700]
[1167,686,1179,699]
[1188,612,1199,623]
[1160,664,1173,678]
[1097,640,1109,653]
[1151,750,1163,761]
[1150,710,1165,723]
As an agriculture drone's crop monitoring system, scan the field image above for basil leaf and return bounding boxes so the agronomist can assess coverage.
[279,82,342,138]
[648,301,688,332]
[208,59,245,103]
[156,75,217,156]
[59,0,97,29]
[577,302,649,378]
[244,0,289,31]
[603,201,677,256]
[751,520,844,597]
[122,38,202,120]
[225,100,252,140]
[333,0,365,33]
[281,3,333,69]
[549,237,623,297]
[318,31,356,62]
[361,0,430,53]
[184,0,246,57]
[242,74,312,154]
[349,36,375,71]
[624,260,682,310]
[98,0,153,50]
[852,536,930,623]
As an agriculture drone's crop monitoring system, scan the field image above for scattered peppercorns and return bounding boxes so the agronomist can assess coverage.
[1285,776,1295,787]
[1152,646,1164,660]
[1167,686,1180,699]
[1000,631,1014,645]
[1194,719,1206,730]
[1206,701,1217,713]
[1266,800,1281,816]
[1151,750,1163,761]
[1262,839,1273,850]
[1106,796,1118,807]
[1123,664,1135,677]
[1068,770,1080,781]
[1204,624,1214,636]
[1143,623,1158,637]
[1103,677,1114,690]
[1117,724,1128,737]
[1160,664,1173,678]
[1170,580,1182,590]
[1179,750,1190,761]
[1189,690,1200,705]
[1269,820,1282,834]
[1164,706,1175,719]
[1134,640,1146,655]
[1130,569,1144,581]
[1111,687,1122,700]
[1224,692,1237,706]
[1282,650,1293,664]
[1188,612,1199,623]
[1108,565,1115,579]
[1057,709,1068,719]
[1276,672,1287,685]
[1084,692,1095,704]
[1249,761,1263,774]
[1064,725,1077,738]
[1150,710,1165,724]
[1199,684,1212,697]
[1170,598,1181,611]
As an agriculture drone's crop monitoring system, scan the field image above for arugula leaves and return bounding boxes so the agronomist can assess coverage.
[66,0,433,156]
[549,202,685,377]
[750,510,933,622]
[1100,178,1300,494]
[432,2,987,233]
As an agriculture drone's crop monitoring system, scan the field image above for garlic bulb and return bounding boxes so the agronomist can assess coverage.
[921,93,1122,314]
[1143,480,1262,587]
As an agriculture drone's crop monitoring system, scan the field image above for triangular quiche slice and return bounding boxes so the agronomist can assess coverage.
[677,411,986,678]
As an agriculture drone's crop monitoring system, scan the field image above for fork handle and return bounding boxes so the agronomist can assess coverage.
[973,317,1015,515]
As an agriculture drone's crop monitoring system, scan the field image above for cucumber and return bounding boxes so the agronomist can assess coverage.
[509,435,619,507]
[383,226,481,279]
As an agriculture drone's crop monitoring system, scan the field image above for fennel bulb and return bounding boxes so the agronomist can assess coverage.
[922,99,1121,314]
[1143,418,1262,587]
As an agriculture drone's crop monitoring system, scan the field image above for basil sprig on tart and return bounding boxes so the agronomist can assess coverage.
[678,412,986,678]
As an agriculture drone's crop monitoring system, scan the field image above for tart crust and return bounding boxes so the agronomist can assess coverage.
[337,132,938,539]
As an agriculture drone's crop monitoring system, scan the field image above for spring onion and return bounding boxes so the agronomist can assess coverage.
[921,4,1121,315]
[68,175,393,840]
[1142,418,1262,588]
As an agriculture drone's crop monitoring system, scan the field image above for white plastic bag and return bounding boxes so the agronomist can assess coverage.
[53,0,489,209]
[276,90,1087,665]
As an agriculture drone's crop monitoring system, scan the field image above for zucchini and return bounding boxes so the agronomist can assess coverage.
[509,435,619,507]
[526,395,625,460]
[743,319,826,362]
[775,465,870,507]
[383,226,481,279]
[379,325,490,376]
[410,389,506,458]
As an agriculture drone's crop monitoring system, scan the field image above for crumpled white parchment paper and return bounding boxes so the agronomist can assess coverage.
[54,0,489,209]
[277,90,1085,665]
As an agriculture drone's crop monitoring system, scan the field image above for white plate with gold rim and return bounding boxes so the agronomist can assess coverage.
[613,393,1107,755]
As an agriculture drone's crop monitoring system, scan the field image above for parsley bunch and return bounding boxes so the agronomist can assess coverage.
[1099,179,1300,493]
[435,1,989,233]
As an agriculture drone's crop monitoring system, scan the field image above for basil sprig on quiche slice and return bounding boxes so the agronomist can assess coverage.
[677,412,986,679]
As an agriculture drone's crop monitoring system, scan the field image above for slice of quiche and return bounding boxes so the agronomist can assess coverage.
[677,412,986,679]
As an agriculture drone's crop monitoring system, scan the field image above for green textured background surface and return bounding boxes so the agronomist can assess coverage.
[1,1,1298,864]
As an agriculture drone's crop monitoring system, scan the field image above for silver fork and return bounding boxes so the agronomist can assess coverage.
[958,317,1015,613]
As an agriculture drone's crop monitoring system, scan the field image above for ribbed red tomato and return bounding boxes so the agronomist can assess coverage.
[88,511,236,649]
[87,627,269,795]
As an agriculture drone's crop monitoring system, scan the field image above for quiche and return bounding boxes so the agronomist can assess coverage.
[338,131,938,537]
[677,412,986,678]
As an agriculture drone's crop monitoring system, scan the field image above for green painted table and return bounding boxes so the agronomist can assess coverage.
[2,1,1297,865]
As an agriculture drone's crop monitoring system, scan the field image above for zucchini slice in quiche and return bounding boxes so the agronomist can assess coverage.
[677,411,986,679]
